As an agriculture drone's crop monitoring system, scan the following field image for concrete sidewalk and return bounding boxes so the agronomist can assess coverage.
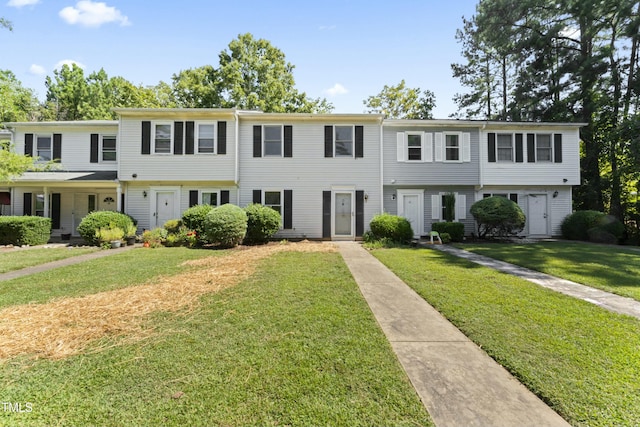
[434,245,640,320]
[336,242,569,427]
[0,244,139,282]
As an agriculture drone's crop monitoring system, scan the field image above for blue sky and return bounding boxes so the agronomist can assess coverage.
[2,0,479,118]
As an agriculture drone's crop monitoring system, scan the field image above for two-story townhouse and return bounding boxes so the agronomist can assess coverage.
[238,112,383,240]
[2,121,120,237]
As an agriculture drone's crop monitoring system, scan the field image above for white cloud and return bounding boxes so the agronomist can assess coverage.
[325,83,348,97]
[7,0,39,8]
[59,1,131,28]
[54,59,86,70]
[29,64,46,75]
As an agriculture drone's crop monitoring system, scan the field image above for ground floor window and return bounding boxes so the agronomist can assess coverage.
[264,191,282,215]
[201,191,219,206]
[35,194,45,217]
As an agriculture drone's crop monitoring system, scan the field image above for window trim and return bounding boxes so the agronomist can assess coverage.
[443,132,462,163]
[535,134,553,162]
[196,122,216,155]
[263,189,284,227]
[35,134,52,162]
[405,131,423,162]
[263,124,284,157]
[334,125,354,158]
[496,133,514,162]
[199,189,220,206]
[101,135,117,163]
[152,121,173,155]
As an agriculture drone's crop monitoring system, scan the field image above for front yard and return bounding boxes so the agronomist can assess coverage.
[372,246,640,427]
[0,247,98,274]
[0,244,431,426]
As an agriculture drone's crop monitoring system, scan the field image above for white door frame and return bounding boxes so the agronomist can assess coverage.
[331,186,355,240]
[397,189,424,237]
[149,186,181,229]
[527,193,549,236]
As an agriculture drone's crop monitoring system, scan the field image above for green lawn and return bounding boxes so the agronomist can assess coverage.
[373,247,640,427]
[0,249,431,427]
[457,241,640,301]
[0,247,98,274]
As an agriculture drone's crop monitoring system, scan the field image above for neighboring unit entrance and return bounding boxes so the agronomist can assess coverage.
[333,191,354,238]
[397,190,424,237]
[528,194,548,235]
[155,191,176,228]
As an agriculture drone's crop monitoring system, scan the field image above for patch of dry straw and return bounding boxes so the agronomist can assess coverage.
[0,241,335,361]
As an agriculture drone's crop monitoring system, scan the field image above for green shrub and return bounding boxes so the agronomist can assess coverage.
[163,219,182,234]
[181,204,215,244]
[244,203,282,245]
[369,213,414,244]
[77,211,134,246]
[432,222,465,242]
[439,232,452,244]
[95,227,124,243]
[204,204,247,248]
[142,228,167,248]
[470,196,525,238]
[561,210,624,244]
[0,216,51,246]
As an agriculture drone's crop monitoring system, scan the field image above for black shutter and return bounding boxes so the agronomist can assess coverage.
[120,193,125,213]
[218,121,227,155]
[355,190,364,237]
[185,121,194,154]
[221,190,230,205]
[90,134,99,163]
[189,190,198,207]
[527,134,536,162]
[355,126,364,158]
[51,193,61,229]
[322,191,331,239]
[23,193,32,216]
[284,125,293,157]
[253,190,262,204]
[253,126,262,157]
[515,133,523,163]
[141,121,151,154]
[53,134,62,161]
[284,190,293,229]
[324,126,333,157]
[554,134,563,163]
[509,194,518,203]
[174,121,184,155]
[25,134,34,156]
[487,133,496,163]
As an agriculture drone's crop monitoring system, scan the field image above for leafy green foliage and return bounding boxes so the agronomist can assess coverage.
[0,144,35,182]
[432,222,465,242]
[77,211,134,246]
[561,210,624,244]
[204,204,247,248]
[244,203,281,245]
[0,70,39,122]
[470,196,525,238]
[181,204,214,244]
[0,216,51,245]
[363,79,435,119]
[369,213,414,244]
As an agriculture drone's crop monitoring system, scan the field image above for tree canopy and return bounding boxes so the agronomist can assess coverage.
[0,70,39,122]
[363,80,436,119]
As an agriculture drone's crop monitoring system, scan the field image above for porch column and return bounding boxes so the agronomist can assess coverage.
[43,187,50,218]
[116,181,122,212]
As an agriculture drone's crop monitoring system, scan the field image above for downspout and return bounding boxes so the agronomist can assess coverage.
[234,110,240,205]
[379,117,384,214]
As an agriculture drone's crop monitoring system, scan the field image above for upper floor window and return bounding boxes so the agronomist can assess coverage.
[445,133,460,161]
[36,135,52,161]
[536,134,552,162]
[264,125,282,156]
[197,123,215,154]
[102,136,116,162]
[154,123,172,154]
[497,134,513,161]
[334,126,353,157]
[407,133,422,161]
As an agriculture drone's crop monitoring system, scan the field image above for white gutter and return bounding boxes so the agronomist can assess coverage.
[234,109,240,205]
[379,117,384,214]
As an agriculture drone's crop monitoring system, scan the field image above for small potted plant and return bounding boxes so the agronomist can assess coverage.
[95,227,124,249]
[124,223,137,246]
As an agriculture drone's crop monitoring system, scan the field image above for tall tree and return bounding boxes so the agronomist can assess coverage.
[0,70,39,122]
[363,80,436,119]
[0,146,34,182]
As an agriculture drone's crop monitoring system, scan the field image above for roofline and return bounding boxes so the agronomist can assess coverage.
[384,119,587,128]
[113,108,239,118]
[241,112,385,122]
[3,120,117,127]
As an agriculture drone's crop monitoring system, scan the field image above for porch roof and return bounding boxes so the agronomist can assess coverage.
[15,171,118,182]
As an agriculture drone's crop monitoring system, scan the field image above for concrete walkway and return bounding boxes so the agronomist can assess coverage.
[0,244,139,282]
[336,242,569,427]
[434,245,640,320]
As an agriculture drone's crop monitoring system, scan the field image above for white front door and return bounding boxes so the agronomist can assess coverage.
[528,194,548,235]
[73,193,97,235]
[155,191,176,228]
[333,191,354,238]
[398,190,423,237]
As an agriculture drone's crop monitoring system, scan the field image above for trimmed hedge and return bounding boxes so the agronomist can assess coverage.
[561,210,624,244]
[0,216,51,246]
[369,213,414,244]
[244,203,282,245]
[181,204,215,244]
[77,211,134,246]
[204,204,247,248]
[432,222,465,242]
[470,196,525,238]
